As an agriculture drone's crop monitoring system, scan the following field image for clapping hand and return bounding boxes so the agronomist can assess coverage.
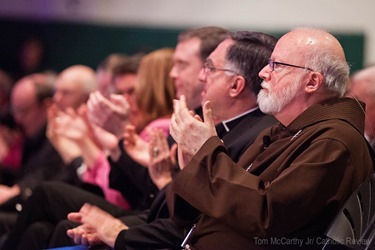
[47,104,82,164]
[148,129,176,190]
[170,95,217,167]
[87,91,131,139]
[122,125,150,167]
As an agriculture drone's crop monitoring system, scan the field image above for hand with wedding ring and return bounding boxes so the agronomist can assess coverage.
[148,129,176,190]
[152,146,159,157]
[122,125,150,167]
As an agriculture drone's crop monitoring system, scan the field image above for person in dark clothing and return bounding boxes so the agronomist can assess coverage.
[169,27,375,249]
[60,31,278,249]
[3,28,278,250]
[0,65,98,242]
[0,73,65,236]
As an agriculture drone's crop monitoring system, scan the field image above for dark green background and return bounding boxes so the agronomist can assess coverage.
[0,18,365,75]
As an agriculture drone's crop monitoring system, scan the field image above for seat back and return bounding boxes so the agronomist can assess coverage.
[323,173,375,250]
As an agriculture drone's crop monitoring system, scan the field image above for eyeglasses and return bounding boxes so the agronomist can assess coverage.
[268,58,313,72]
[203,62,239,75]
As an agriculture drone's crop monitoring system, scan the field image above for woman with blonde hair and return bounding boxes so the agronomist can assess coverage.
[132,47,175,138]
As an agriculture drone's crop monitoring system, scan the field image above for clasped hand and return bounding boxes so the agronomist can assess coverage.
[67,203,128,247]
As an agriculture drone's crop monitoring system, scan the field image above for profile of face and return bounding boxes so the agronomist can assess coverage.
[258,34,308,115]
[113,73,139,123]
[257,78,302,114]
[11,79,47,136]
[199,39,238,121]
[53,78,88,111]
[169,37,205,110]
[53,67,95,110]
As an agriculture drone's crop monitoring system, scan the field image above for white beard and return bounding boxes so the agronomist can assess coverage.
[257,80,301,114]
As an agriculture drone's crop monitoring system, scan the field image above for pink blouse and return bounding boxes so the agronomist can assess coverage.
[82,117,171,209]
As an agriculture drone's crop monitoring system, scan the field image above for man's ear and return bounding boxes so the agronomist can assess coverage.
[229,75,246,97]
[305,72,324,94]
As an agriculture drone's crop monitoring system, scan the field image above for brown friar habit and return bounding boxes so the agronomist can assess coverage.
[172,97,374,250]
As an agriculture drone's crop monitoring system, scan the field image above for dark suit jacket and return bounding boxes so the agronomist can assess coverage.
[113,109,277,249]
[108,108,204,211]
[0,124,67,210]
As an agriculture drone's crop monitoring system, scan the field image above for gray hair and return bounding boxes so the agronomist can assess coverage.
[305,49,350,97]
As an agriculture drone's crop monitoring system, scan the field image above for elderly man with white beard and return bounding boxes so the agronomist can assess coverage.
[169,27,375,249]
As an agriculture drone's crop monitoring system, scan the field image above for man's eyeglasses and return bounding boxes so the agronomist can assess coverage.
[203,62,239,75]
[268,58,313,72]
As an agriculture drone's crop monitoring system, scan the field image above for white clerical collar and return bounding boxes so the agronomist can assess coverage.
[221,107,259,132]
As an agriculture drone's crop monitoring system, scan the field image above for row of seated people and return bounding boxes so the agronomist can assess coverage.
[0,25,374,249]
[0,46,175,243]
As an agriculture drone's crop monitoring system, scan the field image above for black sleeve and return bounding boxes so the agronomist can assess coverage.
[108,141,159,211]
[114,218,185,250]
[17,140,66,196]
[119,209,149,227]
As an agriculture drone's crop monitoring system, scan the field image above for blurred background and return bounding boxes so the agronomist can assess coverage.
[0,0,372,75]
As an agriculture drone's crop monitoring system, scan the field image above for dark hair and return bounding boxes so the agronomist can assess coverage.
[227,31,277,95]
[178,26,229,62]
[97,53,129,73]
[31,72,56,104]
[112,53,145,76]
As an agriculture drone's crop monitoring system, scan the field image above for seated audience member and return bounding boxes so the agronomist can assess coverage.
[46,56,140,201]
[0,69,22,172]
[95,53,130,98]
[46,65,98,187]
[168,27,375,249]
[0,27,224,249]
[86,53,142,144]
[348,65,375,150]
[95,53,144,98]
[86,49,174,210]
[0,72,63,235]
[1,47,177,250]
[48,48,174,210]
[58,31,278,249]
[0,65,97,242]
[53,65,97,111]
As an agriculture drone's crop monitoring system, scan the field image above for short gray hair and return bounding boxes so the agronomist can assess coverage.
[305,49,350,97]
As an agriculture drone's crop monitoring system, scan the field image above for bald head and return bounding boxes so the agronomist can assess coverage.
[11,73,54,136]
[274,27,349,97]
[280,28,345,61]
[54,65,97,110]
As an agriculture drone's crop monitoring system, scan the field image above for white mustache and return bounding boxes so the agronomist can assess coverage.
[261,81,271,90]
